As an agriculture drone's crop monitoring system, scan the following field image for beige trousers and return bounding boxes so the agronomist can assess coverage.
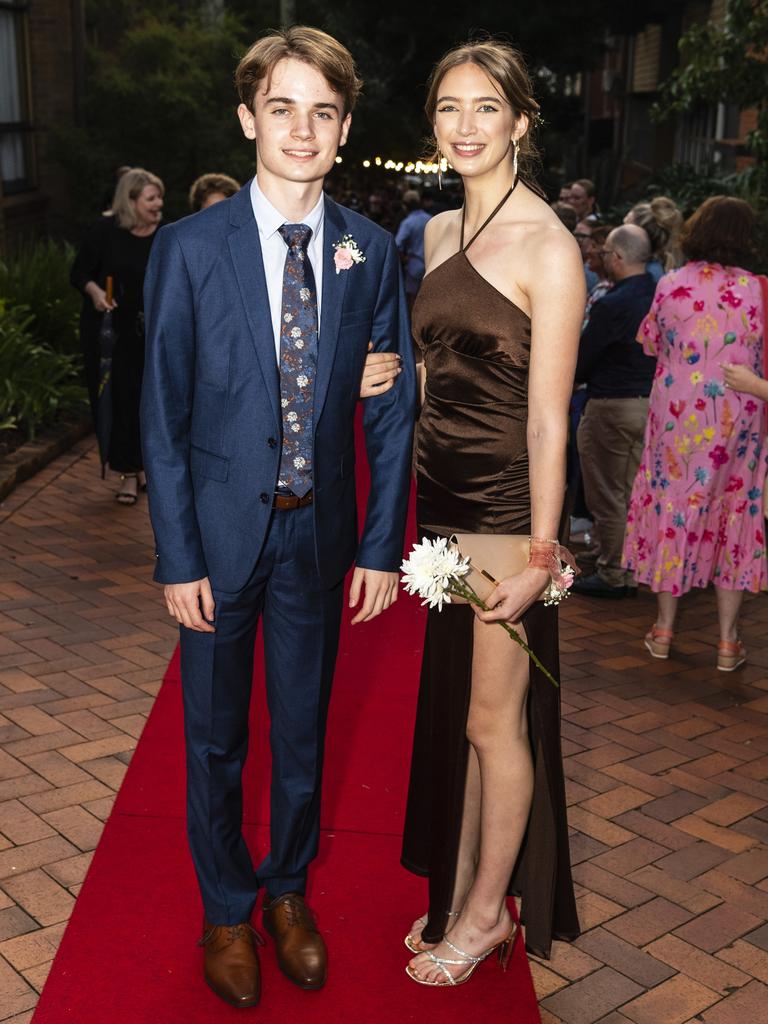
[577,396,649,588]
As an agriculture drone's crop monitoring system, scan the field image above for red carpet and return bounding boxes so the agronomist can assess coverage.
[32,416,541,1023]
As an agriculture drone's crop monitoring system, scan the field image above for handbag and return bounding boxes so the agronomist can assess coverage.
[446,533,544,605]
[759,275,768,518]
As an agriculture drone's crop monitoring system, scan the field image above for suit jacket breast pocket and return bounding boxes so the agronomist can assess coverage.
[339,307,373,331]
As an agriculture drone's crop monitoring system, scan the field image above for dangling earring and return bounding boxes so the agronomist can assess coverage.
[512,138,519,185]
[437,148,443,191]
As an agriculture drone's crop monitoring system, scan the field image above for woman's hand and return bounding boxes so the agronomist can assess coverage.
[85,281,117,313]
[359,342,401,398]
[722,362,763,398]
[474,567,550,625]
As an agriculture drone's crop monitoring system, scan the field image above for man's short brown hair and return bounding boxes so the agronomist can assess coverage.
[235,26,362,117]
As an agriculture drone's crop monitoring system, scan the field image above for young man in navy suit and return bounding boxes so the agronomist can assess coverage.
[141,27,415,1008]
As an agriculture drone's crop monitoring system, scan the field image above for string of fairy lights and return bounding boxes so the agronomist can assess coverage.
[332,155,450,175]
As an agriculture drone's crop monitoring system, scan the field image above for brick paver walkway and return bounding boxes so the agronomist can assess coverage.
[1,439,768,1023]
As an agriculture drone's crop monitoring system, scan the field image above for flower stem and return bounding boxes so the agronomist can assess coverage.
[449,581,560,688]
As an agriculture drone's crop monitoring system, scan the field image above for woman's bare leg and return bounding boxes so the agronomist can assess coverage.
[409,615,533,983]
[715,586,744,644]
[408,746,481,950]
[655,592,679,632]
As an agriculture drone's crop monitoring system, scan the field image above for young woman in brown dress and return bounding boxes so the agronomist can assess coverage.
[400,40,585,986]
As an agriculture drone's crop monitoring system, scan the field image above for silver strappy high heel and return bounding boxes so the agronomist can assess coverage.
[406,923,519,987]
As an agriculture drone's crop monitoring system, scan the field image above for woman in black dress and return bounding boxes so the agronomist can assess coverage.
[71,168,164,504]
[401,40,584,986]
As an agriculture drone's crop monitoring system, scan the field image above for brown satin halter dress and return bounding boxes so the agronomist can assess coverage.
[401,184,580,960]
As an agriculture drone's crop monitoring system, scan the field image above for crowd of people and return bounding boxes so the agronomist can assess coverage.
[551,178,766,673]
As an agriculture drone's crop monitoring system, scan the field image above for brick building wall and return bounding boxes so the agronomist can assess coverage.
[0,0,84,250]
[579,0,759,201]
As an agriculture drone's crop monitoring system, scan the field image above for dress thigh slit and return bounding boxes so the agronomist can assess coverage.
[401,595,580,958]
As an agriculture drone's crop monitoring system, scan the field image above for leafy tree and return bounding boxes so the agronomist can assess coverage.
[58,4,261,226]
[59,0,671,224]
[653,0,768,203]
[232,0,640,163]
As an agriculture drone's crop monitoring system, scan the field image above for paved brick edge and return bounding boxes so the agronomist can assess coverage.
[0,418,93,502]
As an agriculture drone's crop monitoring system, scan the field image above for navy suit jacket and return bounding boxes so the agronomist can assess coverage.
[140,182,416,593]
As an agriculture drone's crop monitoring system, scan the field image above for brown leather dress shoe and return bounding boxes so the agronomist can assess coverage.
[263,893,327,990]
[199,920,264,1008]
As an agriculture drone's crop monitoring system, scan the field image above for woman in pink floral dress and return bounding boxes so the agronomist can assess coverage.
[622,197,766,671]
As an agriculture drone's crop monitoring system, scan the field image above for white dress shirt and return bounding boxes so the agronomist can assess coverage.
[249,177,325,362]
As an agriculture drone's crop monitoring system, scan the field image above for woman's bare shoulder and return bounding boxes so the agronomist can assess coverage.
[424,208,460,264]
[424,208,460,242]
[524,205,582,270]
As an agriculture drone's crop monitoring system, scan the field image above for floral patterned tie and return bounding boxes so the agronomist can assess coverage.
[277,223,317,497]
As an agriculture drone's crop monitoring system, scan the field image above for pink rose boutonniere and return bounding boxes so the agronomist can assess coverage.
[333,234,366,275]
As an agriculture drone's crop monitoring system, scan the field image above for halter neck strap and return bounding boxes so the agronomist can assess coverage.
[460,177,519,253]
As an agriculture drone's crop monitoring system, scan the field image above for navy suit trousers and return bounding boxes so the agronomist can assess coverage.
[179,504,344,924]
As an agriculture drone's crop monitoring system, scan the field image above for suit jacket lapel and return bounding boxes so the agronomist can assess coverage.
[227,184,280,427]
[314,197,349,426]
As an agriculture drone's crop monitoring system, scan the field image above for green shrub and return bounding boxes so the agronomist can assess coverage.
[0,304,87,441]
[643,163,767,274]
[0,240,81,355]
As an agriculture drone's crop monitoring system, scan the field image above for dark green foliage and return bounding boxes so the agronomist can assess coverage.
[57,5,259,224]
[0,240,80,355]
[654,0,768,199]
[645,163,740,216]
[0,304,87,441]
[56,0,631,222]
[643,163,767,273]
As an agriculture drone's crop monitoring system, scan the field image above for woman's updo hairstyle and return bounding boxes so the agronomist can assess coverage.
[424,37,541,183]
[627,197,683,270]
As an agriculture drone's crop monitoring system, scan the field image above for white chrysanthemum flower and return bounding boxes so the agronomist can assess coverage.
[299,287,310,301]
[281,398,289,408]
[284,313,293,323]
[290,327,302,339]
[291,423,301,432]
[400,537,470,611]
[296,374,309,388]
[294,456,306,468]
[287,411,298,422]
[295,339,304,349]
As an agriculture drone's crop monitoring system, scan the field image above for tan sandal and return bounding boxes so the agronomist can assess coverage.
[717,639,746,672]
[644,625,673,659]
[115,474,138,505]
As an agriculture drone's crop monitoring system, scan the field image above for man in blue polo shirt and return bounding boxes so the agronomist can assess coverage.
[572,223,657,598]
[395,190,432,313]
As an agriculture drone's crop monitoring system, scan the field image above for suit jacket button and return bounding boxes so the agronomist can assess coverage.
[267,437,277,448]
[260,492,270,504]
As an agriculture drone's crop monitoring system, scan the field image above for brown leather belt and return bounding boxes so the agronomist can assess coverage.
[273,489,313,510]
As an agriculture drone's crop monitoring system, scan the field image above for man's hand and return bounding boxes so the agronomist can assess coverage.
[164,578,216,632]
[348,567,398,624]
[359,341,402,398]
